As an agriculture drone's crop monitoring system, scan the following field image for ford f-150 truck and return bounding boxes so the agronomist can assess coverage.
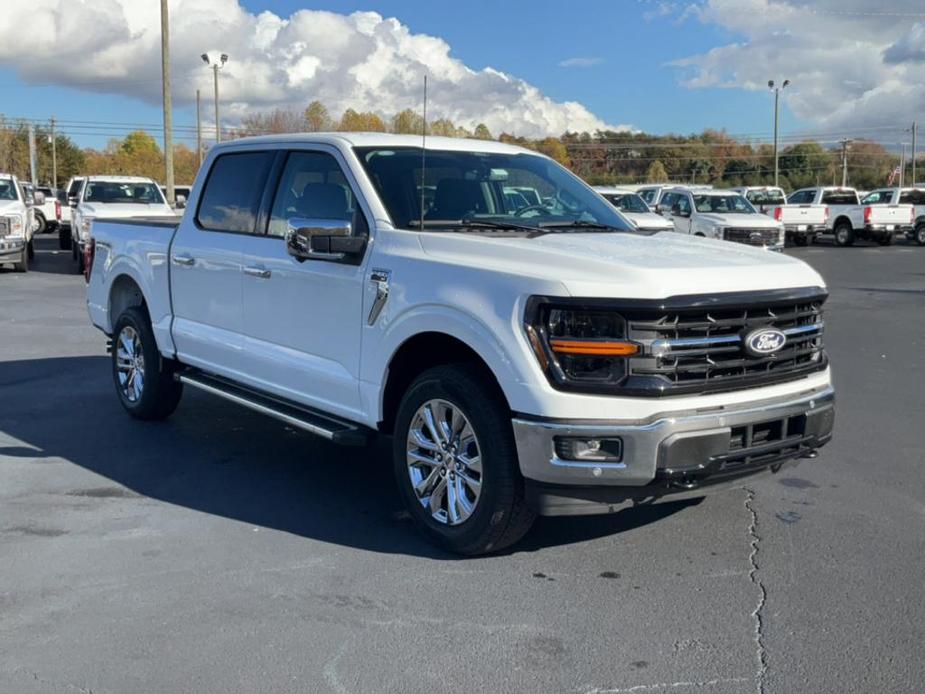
[0,174,37,272]
[656,188,785,250]
[593,186,674,231]
[86,134,835,554]
[789,186,913,246]
[71,176,176,273]
[860,187,925,246]
[733,187,828,246]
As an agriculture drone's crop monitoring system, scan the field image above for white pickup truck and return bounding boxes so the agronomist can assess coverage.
[0,174,37,272]
[86,134,835,554]
[593,186,674,231]
[737,187,828,246]
[656,188,785,250]
[860,187,925,246]
[788,186,913,246]
[71,176,176,273]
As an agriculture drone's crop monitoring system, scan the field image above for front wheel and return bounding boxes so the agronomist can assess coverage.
[111,307,183,420]
[27,238,35,260]
[34,214,46,235]
[393,364,535,555]
[12,246,28,272]
[834,223,854,247]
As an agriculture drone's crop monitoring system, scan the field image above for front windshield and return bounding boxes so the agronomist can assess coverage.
[0,179,18,201]
[745,189,785,205]
[603,193,650,214]
[693,194,756,214]
[84,181,165,205]
[354,147,632,232]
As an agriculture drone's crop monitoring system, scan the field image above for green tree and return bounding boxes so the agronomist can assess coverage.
[429,118,459,137]
[392,108,425,134]
[473,123,493,140]
[645,160,668,183]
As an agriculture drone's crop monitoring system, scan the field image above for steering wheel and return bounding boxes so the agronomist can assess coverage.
[514,204,549,218]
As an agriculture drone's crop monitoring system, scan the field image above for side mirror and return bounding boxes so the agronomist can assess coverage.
[68,196,78,208]
[33,191,46,206]
[285,218,365,261]
[175,195,187,209]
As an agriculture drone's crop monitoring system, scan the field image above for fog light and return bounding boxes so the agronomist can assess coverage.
[554,437,623,462]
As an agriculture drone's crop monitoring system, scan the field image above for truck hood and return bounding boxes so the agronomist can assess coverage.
[80,203,175,218]
[622,211,674,230]
[0,200,25,215]
[418,230,824,299]
[699,213,781,228]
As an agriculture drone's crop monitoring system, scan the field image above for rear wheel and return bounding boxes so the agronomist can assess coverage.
[111,307,183,420]
[27,238,35,260]
[915,225,925,246]
[393,364,535,555]
[877,234,894,246]
[793,234,809,247]
[59,226,71,250]
[834,223,854,247]
[76,244,85,274]
[34,213,46,235]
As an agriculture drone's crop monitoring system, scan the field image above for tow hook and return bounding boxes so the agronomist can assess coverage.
[669,478,700,491]
[802,449,819,459]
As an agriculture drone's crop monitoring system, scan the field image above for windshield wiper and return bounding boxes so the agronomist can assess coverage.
[408,218,540,233]
[537,220,623,231]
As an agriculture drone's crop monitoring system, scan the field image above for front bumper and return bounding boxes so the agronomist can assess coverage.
[0,237,25,260]
[513,385,834,516]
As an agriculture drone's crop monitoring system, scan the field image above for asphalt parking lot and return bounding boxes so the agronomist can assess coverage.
[1,235,923,694]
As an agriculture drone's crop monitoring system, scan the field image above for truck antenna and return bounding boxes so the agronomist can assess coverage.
[419,74,427,231]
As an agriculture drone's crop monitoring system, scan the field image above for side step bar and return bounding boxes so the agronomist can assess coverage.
[178,371,372,446]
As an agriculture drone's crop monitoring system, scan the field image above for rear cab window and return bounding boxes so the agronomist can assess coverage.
[860,191,893,205]
[899,190,925,205]
[821,190,859,205]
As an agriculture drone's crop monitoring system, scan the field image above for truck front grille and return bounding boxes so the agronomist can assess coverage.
[723,228,780,246]
[624,290,827,395]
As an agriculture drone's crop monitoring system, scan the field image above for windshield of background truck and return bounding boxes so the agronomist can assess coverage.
[745,189,785,205]
[67,179,83,197]
[0,179,19,201]
[603,193,650,214]
[84,181,165,205]
[355,147,632,231]
[693,194,756,214]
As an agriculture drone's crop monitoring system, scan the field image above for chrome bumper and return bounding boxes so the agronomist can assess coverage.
[0,237,25,259]
[784,224,825,234]
[512,385,835,490]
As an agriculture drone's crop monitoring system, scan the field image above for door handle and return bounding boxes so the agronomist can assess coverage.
[172,254,195,266]
[243,266,271,279]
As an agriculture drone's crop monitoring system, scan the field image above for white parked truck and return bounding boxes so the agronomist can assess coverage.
[86,134,835,554]
[0,174,37,272]
[740,187,829,246]
[788,186,913,246]
[860,188,925,246]
[71,176,176,273]
[35,185,63,234]
[593,186,674,231]
[657,188,785,250]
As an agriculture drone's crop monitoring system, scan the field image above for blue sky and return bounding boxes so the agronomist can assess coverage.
[0,0,851,150]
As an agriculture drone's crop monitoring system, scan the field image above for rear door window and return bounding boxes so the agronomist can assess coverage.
[197,151,275,233]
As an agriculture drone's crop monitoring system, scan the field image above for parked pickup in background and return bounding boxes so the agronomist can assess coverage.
[789,186,913,246]
[86,133,835,555]
[0,174,39,272]
[593,186,674,231]
[35,185,63,235]
[656,187,785,250]
[860,187,925,246]
[71,176,176,274]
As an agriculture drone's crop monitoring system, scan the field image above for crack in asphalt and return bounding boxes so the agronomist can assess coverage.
[745,488,768,694]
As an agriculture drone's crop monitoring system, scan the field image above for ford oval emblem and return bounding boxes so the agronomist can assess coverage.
[744,327,787,356]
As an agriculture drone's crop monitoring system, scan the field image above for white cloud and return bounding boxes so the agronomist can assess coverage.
[0,0,630,138]
[558,57,604,68]
[661,0,925,132]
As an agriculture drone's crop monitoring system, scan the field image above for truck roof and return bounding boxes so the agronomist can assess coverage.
[211,132,537,156]
[592,186,640,194]
[85,175,158,183]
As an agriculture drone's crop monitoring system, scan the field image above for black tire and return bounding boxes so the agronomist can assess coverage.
[834,222,854,247]
[793,234,809,247]
[111,306,183,421]
[71,239,78,260]
[915,225,925,246]
[59,226,71,250]
[34,213,46,235]
[877,234,894,247]
[76,244,85,274]
[27,238,35,260]
[392,364,535,555]
[12,245,28,272]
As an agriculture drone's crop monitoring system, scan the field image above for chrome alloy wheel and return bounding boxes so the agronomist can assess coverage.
[406,399,483,525]
[115,325,145,402]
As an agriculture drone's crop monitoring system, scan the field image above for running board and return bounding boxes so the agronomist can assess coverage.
[177,371,372,446]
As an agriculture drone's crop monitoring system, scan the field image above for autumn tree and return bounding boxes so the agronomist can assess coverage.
[392,109,426,134]
[473,123,493,140]
[338,109,387,132]
[645,160,668,183]
[534,137,570,166]
[304,101,331,132]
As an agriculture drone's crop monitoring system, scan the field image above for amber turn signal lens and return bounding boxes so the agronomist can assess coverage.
[549,339,639,357]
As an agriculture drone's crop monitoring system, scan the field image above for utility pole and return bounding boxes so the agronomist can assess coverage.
[50,117,57,189]
[768,79,790,187]
[27,124,37,186]
[839,138,852,187]
[160,0,175,205]
[196,89,203,165]
[912,121,917,185]
[202,53,228,143]
[899,143,906,188]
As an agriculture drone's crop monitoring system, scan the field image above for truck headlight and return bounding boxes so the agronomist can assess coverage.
[524,297,639,389]
[10,214,23,236]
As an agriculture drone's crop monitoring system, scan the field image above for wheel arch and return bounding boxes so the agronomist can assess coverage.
[833,215,853,229]
[108,272,149,328]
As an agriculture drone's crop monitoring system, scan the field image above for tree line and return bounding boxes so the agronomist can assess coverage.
[1,104,917,192]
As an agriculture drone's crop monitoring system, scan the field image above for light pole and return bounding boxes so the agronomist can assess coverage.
[768,79,790,187]
[201,52,228,143]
